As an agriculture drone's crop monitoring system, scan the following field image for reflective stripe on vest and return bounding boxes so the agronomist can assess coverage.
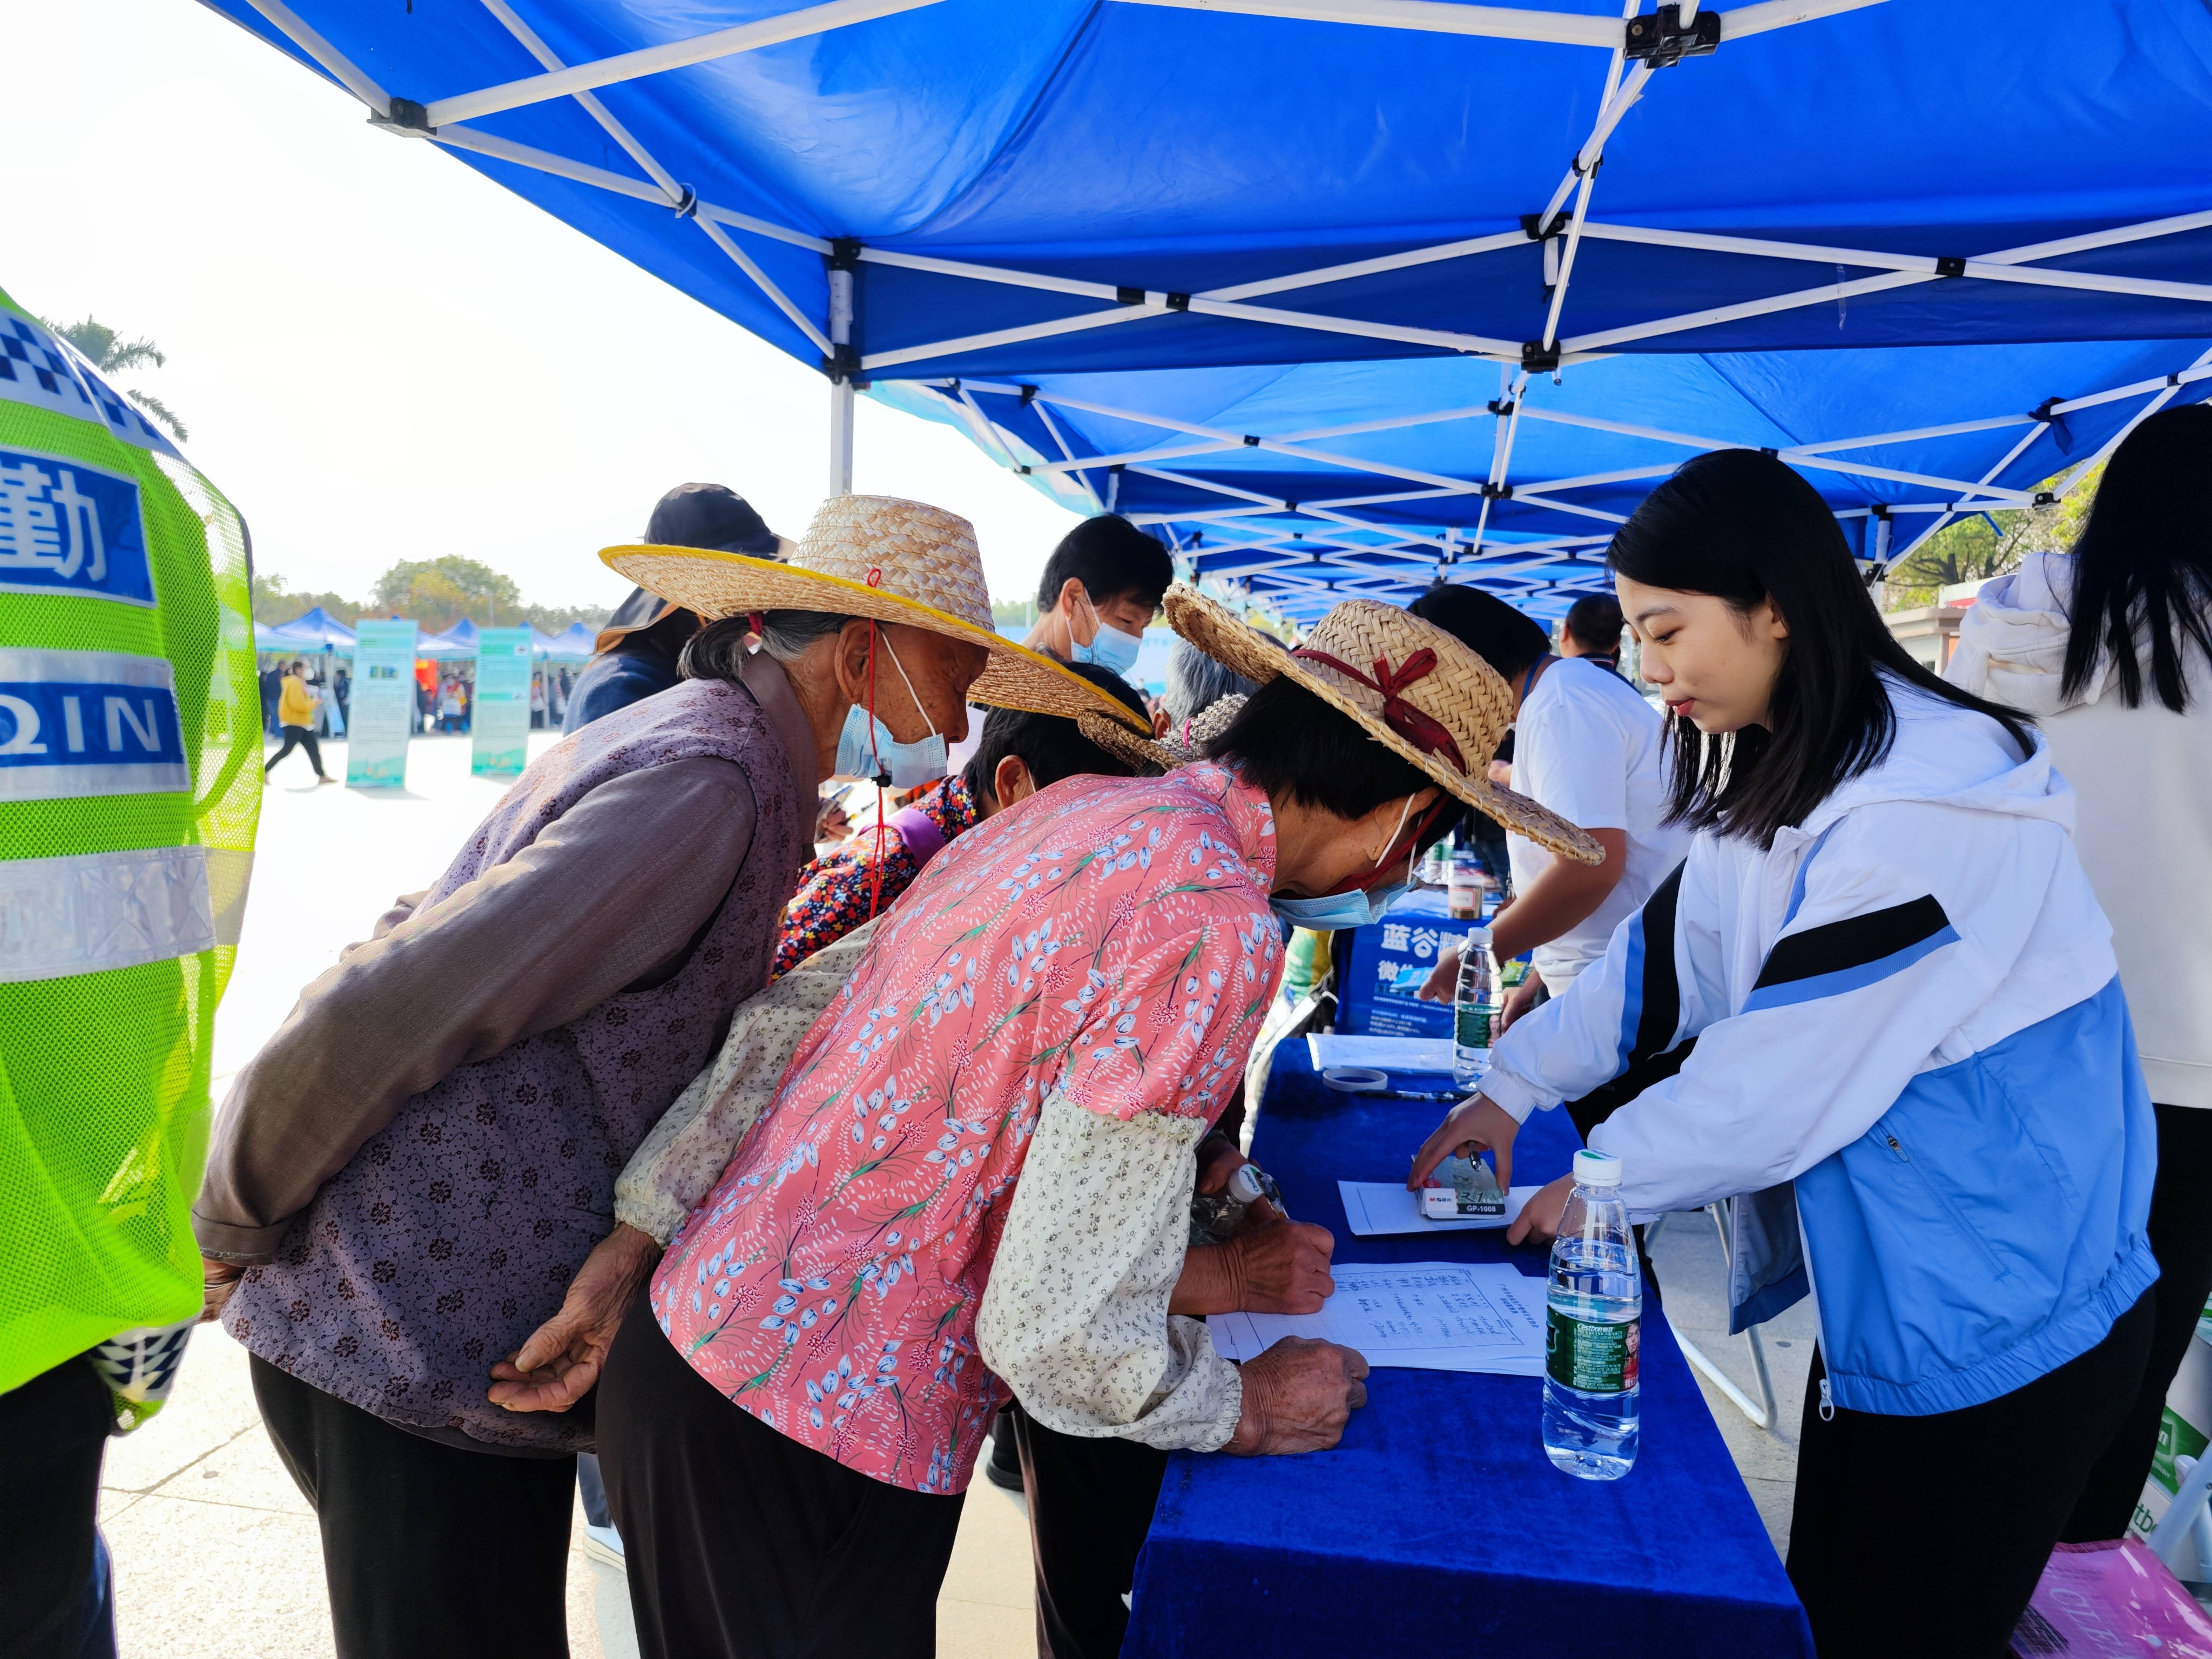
[0,845,217,983]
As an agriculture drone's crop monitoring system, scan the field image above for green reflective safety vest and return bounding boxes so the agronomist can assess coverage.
[0,287,261,1400]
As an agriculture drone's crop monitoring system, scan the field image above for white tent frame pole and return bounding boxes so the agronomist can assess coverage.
[1880,423,2054,570]
[2054,343,2212,496]
[1027,399,1107,512]
[243,0,393,109]
[421,0,947,127]
[1116,0,1881,49]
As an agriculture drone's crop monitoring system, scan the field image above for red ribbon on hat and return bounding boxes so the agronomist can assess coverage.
[1292,645,1468,775]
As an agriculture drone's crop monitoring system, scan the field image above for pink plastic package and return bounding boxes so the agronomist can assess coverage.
[2010,1537,2212,1657]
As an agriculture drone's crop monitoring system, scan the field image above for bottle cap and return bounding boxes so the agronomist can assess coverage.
[1463,925,1492,947]
[1226,1163,1266,1204]
[1573,1149,1622,1188]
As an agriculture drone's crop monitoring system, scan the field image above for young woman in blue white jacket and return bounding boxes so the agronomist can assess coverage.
[1410,449,2156,1658]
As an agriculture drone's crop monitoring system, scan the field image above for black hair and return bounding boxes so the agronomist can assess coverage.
[1035,515,1174,613]
[1608,449,2034,847]
[962,662,1150,806]
[1163,636,1258,723]
[1408,584,1550,683]
[1564,594,1624,658]
[679,609,853,683]
[2060,403,2212,712]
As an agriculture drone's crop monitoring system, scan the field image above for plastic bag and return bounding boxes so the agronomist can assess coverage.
[2009,1536,2212,1657]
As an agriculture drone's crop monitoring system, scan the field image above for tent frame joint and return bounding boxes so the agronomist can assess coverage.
[1936,255,1968,278]
[1520,341,1561,372]
[368,97,437,137]
[1624,4,1721,66]
[671,185,700,220]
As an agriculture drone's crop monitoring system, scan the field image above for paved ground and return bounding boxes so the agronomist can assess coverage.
[102,727,1797,1654]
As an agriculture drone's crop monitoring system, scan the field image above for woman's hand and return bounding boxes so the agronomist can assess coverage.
[200,1257,245,1323]
[1494,974,1545,1036]
[1417,943,1461,1004]
[488,1223,662,1413]
[1506,1175,1574,1246]
[1406,1094,1520,1191]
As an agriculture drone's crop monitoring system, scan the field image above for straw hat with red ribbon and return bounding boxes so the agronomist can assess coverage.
[602,495,1151,732]
[1161,585,1603,864]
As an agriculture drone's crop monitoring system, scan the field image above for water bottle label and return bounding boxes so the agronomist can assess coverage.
[1545,1309,1640,1394]
[1455,1003,1495,1049]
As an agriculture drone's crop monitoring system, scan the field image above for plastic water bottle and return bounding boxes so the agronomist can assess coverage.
[1542,1149,1641,1480]
[1188,1162,1288,1245]
[1452,925,1502,1087]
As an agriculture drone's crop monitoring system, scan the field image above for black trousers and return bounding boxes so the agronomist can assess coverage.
[0,1356,114,1659]
[2065,1102,2212,1541]
[1009,1406,1168,1659]
[597,1289,965,1659]
[265,724,326,778]
[250,1357,576,1659]
[1787,1289,2153,1659]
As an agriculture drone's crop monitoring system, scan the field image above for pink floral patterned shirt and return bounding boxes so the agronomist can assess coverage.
[651,763,1283,1492]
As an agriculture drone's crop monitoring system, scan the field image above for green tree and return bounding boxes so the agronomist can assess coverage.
[373,556,523,635]
[251,570,360,625]
[991,597,1037,633]
[1883,465,2102,610]
[43,315,190,442]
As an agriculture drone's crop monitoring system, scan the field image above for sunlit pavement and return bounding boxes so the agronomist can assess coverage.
[103,731,1036,1659]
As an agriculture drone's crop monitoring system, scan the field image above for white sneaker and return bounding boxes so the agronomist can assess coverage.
[582,1523,625,1569]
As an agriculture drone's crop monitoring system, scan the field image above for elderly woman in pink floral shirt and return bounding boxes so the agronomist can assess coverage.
[571,590,1601,1659]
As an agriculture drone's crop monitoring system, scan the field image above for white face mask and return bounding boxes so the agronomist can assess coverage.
[1071,589,1143,677]
[833,629,948,788]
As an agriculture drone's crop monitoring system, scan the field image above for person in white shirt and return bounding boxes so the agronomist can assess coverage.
[1560,592,1626,671]
[1408,449,2154,1656]
[1946,401,2212,1543]
[1414,585,1689,1046]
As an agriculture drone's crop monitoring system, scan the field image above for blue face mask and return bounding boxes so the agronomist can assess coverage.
[1269,881,1407,932]
[1071,589,1143,677]
[832,631,949,787]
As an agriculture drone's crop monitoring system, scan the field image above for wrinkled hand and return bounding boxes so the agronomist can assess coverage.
[1494,973,1545,1036]
[1506,1174,1574,1246]
[1225,1219,1336,1314]
[1195,1133,1249,1197]
[488,1223,660,1413]
[200,1257,245,1324]
[1417,943,1462,1004]
[1406,1093,1520,1192]
[1226,1337,1370,1455]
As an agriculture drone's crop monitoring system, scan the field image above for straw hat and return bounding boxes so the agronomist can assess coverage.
[1078,693,1248,774]
[1163,585,1603,864]
[603,495,1150,732]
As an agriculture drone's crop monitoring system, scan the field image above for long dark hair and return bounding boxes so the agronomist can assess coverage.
[1608,449,2034,847]
[2060,403,2212,711]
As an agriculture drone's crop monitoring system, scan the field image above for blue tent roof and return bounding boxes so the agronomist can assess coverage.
[207,0,2212,612]
[535,623,596,660]
[258,606,359,650]
[204,1,2212,374]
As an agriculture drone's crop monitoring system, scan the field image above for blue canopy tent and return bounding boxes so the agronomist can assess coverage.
[416,618,481,660]
[257,605,359,652]
[205,0,2212,616]
[536,622,597,660]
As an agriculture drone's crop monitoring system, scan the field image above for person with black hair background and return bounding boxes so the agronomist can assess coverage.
[1410,449,2156,1657]
[1022,513,1175,674]
[1561,592,1626,672]
[563,482,791,735]
[1413,584,1685,1048]
[1947,402,2212,1543]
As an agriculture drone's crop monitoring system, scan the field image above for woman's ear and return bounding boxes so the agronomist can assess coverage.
[993,754,1035,809]
[1759,597,1791,641]
[831,618,878,703]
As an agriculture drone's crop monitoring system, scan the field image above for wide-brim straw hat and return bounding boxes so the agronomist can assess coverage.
[1078,693,1249,774]
[1163,585,1603,864]
[603,495,1149,732]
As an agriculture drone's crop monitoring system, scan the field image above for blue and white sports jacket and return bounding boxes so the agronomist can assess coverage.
[1483,678,2157,1417]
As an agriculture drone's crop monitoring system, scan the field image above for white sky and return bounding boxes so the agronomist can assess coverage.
[4,1,1085,615]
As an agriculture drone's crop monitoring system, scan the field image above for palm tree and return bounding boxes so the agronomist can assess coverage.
[41,316,190,442]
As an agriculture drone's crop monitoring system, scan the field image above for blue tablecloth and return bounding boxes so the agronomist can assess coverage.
[1124,1043,1815,1658]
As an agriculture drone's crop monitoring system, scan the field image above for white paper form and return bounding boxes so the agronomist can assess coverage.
[1305,1034,1470,1075]
[1208,1262,1547,1376]
[1338,1181,1541,1236]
